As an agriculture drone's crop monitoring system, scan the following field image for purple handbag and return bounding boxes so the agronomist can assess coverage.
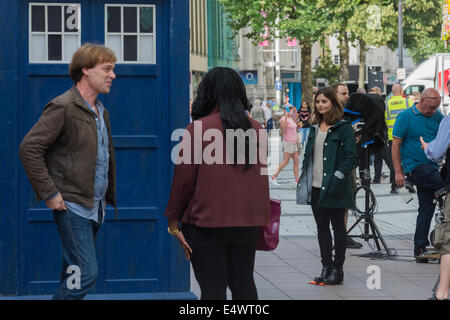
[257,198,281,251]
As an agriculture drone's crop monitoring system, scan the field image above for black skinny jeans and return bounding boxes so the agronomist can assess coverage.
[373,143,395,186]
[189,242,258,300]
[311,187,347,268]
[183,224,259,300]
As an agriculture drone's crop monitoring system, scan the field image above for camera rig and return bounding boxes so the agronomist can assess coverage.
[344,93,394,258]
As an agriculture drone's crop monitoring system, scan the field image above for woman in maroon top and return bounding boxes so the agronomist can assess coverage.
[165,67,270,300]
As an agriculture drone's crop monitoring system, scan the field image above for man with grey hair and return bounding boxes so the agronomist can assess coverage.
[392,88,444,262]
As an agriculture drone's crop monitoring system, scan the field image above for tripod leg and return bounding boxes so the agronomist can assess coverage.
[369,220,382,251]
[346,215,363,235]
[369,218,393,256]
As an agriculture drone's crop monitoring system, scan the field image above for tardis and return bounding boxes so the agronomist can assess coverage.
[0,0,193,299]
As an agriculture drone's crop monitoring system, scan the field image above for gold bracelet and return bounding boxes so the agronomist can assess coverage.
[167,226,180,235]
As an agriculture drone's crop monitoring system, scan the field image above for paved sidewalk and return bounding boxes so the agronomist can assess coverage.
[190,131,443,300]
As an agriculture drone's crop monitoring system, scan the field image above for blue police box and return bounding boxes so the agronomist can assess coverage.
[0,0,194,299]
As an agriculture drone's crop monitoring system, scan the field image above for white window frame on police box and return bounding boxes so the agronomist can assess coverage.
[104,4,156,64]
[28,3,81,63]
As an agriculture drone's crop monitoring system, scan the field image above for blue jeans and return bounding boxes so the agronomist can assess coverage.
[408,163,444,255]
[52,208,102,300]
[300,127,310,147]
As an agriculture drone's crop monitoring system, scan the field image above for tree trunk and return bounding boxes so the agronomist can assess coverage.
[300,40,313,104]
[358,39,366,89]
[339,32,350,82]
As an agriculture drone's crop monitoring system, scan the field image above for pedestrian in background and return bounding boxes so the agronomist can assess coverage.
[356,87,366,93]
[297,87,357,285]
[298,100,311,149]
[392,88,444,262]
[270,105,300,186]
[368,86,395,186]
[386,83,414,194]
[165,67,270,300]
[19,44,118,299]
[261,100,273,133]
[250,99,266,128]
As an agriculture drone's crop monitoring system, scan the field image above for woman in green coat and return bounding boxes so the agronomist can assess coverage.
[296,87,357,285]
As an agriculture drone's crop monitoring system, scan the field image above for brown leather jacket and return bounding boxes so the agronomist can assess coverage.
[19,86,117,211]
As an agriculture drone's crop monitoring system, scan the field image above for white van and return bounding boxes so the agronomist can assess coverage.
[400,53,450,115]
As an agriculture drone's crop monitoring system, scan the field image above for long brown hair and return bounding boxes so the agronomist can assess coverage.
[311,87,344,125]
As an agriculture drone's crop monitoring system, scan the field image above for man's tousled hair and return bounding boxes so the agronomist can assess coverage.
[69,43,117,83]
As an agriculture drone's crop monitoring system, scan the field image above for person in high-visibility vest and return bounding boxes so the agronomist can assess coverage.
[386,84,412,141]
[386,83,415,194]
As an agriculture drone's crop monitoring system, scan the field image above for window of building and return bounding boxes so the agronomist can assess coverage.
[29,3,81,63]
[105,4,156,64]
[334,55,340,65]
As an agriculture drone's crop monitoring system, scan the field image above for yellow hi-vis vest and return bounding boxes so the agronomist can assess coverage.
[386,96,411,141]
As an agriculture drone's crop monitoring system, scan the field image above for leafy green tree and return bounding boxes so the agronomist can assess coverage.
[320,0,361,82]
[219,0,332,103]
[388,0,446,64]
[312,47,340,85]
[407,38,450,64]
[347,1,397,87]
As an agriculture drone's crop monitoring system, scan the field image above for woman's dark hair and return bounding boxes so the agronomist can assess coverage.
[311,87,344,125]
[301,100,311,111]
[191,67,253,169]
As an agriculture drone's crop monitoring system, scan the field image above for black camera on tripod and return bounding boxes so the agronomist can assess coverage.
[343,92,394,257]
[344,92,388,152]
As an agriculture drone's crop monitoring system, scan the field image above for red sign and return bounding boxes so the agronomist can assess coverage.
[438,69,450,95]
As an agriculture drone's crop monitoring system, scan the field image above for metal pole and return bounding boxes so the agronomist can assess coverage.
[398,0,403,69]
[275,16,281,106]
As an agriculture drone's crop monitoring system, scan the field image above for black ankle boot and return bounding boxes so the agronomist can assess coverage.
[323,267,344,285]
[314,265,331,283]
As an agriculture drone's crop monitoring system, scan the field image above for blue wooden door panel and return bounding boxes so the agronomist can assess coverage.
[0,0,190,297]
[12,0,189,296]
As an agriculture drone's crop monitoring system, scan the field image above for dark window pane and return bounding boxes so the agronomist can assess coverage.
[48,35,62,60]
[124,35,137,61]
[64,5,79,32]
[107,7,121,32]
[124,7,137,33]
[140,7,153,33]
[31,6,45,32]
[48,6,62,32]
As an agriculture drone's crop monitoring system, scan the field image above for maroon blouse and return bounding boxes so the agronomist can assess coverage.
[164,109,270,228]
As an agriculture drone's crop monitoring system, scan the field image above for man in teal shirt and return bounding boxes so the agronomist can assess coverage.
[392,88,444,262]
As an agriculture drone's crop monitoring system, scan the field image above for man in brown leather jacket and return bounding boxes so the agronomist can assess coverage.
[19,43,117,299]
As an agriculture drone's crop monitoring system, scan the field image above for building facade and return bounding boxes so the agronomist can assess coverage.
[206,0,239,70]
[190,0,208,99]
